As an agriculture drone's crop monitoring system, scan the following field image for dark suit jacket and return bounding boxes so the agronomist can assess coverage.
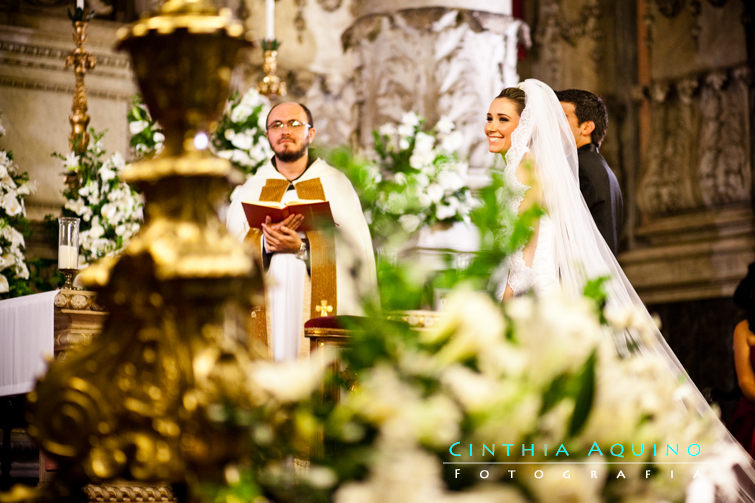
[577,143,624,254]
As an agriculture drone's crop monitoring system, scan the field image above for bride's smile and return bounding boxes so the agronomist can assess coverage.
[485,96,522,154]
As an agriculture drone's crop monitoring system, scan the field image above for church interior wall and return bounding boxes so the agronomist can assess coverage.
[0,9,134,219]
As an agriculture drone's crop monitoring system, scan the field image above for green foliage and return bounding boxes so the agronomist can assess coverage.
[346,167,545,311]
[374,255,434,311]
[194,466,263,503]
[433,169,545,297]
[583,275,610,323]
[568,351,596,436]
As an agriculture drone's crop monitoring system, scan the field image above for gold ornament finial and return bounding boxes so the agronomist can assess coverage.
[256,39,287,97]
[65,8,96,154]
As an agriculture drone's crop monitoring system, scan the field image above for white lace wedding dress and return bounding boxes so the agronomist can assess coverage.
[499,158,559,298]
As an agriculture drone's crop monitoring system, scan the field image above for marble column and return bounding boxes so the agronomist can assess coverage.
[339,0,527,187]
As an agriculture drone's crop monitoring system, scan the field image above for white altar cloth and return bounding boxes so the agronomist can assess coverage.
[0,290,58,396]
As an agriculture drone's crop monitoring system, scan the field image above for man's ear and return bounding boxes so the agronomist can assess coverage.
[579,120,595,137]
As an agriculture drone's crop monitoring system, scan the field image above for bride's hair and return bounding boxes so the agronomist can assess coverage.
[496,87,525,115]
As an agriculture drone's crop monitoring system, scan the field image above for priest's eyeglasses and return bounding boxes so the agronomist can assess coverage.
[267,119,311,131]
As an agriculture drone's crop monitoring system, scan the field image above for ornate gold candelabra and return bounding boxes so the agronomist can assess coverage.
[65,9,96,153]
[256,39,287,97]
[26,1,262,501]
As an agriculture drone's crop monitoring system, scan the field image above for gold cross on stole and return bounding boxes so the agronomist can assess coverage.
[315,299,333,316]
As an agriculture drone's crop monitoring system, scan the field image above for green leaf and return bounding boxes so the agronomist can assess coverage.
[568,350,596,437]
[583,276,609,323]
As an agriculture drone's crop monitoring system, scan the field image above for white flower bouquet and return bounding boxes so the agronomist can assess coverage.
[0,119,35,297]
[192,286,732,502]
[212,87,273,177]
[58,130,144,263]
[367,113,476,237]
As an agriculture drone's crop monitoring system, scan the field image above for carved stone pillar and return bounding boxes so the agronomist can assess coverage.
[341,0,526,186]
[525,0,604,92]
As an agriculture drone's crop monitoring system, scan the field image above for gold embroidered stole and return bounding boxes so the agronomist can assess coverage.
[245,179,288,347]
[244,177,337,356]
[294,179,337,319]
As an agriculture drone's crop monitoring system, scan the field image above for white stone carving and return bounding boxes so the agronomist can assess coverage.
[353,0,512,17]
[532,0,603,88]
[305,73,357,147]
[343,6,525,186]
[637,65,752,217]
[697,69,751,207]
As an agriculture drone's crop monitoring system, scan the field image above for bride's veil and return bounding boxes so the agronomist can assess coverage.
[503,78,755,500]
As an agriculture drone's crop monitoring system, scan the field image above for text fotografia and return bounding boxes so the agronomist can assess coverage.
[448,442,703,459]
[450,467,705,481]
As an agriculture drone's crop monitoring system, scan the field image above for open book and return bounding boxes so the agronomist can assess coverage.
[241,199,334,232]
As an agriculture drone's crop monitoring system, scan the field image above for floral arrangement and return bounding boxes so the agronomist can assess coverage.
[319,290,732,503]
[0,118,35,297]
[128,87,272,179]
[194,287,732,502]
[368,112,476,236]
[211,87,273,177]
[186,173,737,503]
[325,113,476,250]
[58,130,144,264]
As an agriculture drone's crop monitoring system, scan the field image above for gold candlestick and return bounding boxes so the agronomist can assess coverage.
[256,39,287,97]
[65,12,96,154]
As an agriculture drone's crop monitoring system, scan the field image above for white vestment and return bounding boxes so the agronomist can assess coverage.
[226,158,377,360]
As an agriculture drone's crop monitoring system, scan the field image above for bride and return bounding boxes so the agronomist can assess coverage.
[487,78,755,500]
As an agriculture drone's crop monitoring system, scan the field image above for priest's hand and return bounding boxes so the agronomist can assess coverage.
[268,214,304,232]
[262,216,304,253]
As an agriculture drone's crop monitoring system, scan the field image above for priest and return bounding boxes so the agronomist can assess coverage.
[226,102,377,360]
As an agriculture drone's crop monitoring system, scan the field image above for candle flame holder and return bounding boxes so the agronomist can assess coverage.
[256,38,287,97]
[57,216,80,290]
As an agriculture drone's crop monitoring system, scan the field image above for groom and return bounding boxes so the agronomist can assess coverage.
[557,89,624,255]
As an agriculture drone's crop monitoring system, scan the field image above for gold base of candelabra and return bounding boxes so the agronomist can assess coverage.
[26,2,263,502]
[257,46,287,97]
[59,268,78,289]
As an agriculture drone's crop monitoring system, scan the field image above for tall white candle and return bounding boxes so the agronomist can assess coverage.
[266,0,275,40]
[58,244,78,269]
[77,0,84,10]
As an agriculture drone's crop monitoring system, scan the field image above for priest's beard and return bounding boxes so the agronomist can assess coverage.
[275,144,309,163]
